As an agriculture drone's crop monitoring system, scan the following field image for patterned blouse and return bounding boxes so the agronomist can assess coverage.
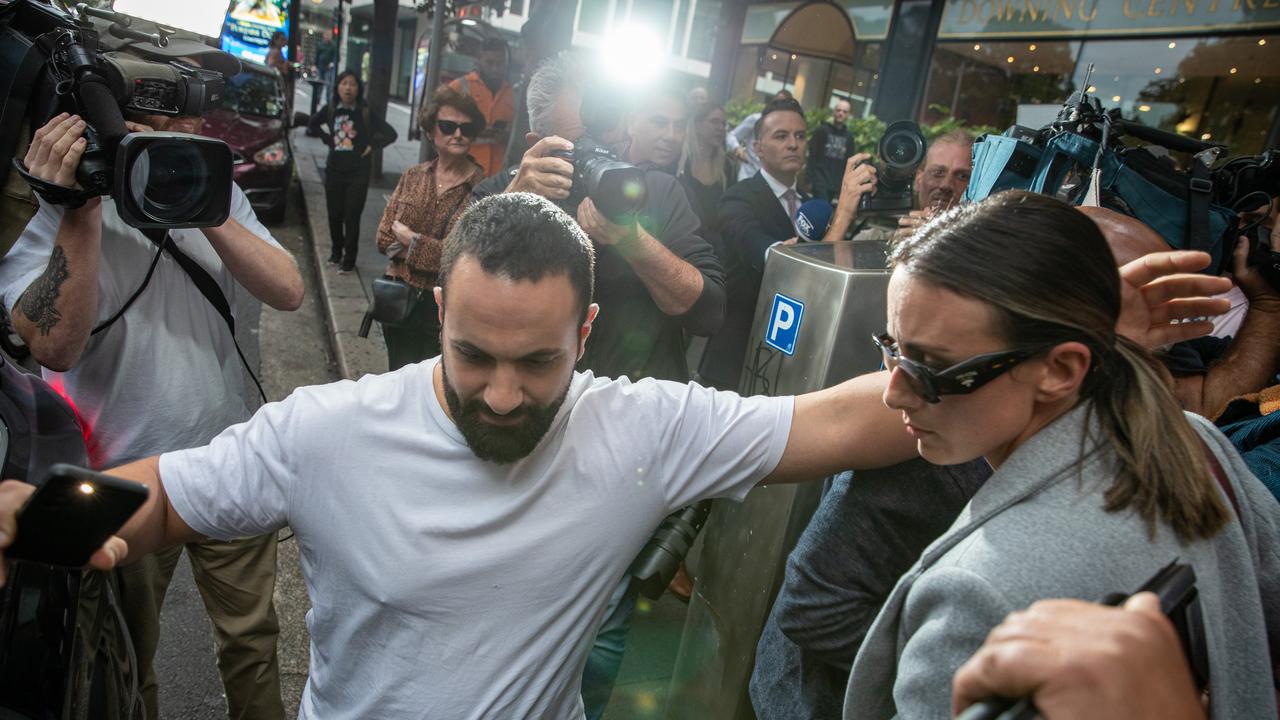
[376,157,484,289]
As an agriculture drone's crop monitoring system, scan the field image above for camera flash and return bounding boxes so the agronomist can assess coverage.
[79,483,95,495]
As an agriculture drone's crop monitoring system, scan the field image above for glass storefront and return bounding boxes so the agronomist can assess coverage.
[922,34,1280,152]
[729,1,889,113]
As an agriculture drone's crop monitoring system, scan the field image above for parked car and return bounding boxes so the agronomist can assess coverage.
[202,61,307,224]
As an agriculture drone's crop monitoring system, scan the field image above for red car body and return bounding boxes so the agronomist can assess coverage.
[202,61,295,223]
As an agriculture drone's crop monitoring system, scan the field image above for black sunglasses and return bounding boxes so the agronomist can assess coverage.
[872,333,1045,404]
[435,119,480,139]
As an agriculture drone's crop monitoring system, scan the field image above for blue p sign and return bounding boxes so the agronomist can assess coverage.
[764,293,805,356]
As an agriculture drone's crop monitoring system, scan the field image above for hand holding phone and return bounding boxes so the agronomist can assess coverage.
[1,464,146,576]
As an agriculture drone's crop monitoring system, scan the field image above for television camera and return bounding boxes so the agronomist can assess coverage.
[966,64,1279,286]
[1,0,237,230]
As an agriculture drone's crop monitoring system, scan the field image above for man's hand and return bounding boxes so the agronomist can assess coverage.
[577,198,639,247]
[1117,250,1232,348]
[506,136,575,200]
[894,209,931,241]
[952,594,1205,720]
[0,479,126,588]
[835,153,876,210]
[24,113,89,189]
[1229,234,1280,310]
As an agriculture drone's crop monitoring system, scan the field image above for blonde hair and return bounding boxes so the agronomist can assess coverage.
[678,101,731,189]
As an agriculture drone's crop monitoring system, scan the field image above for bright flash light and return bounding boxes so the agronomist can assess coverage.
[78,483,95,495]
[601,25,665,86]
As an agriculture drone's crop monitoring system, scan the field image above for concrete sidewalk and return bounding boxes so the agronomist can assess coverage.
[290,84,420,379]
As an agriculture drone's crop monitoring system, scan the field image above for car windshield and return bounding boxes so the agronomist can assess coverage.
[221,71,283,118]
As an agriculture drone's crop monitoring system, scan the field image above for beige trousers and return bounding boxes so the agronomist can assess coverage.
[116,534,284,720]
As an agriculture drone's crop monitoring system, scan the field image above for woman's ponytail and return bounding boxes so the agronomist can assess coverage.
[1088,336,1230,542]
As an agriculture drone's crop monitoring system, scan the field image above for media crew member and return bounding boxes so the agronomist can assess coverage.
[0,43,303,720]
[700,97,875,390]
[889,129,973,240]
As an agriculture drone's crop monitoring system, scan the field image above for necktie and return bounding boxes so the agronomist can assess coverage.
[783,188,799,220]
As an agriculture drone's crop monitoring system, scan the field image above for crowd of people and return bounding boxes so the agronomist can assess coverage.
[0,32,1277,720]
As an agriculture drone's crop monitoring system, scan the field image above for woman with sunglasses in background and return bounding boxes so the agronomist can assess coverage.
[374,86,486,369]
[308,70,398,273]
[843,191,1279,719]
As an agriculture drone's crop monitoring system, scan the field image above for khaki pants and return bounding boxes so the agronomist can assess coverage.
[116,534,284,720]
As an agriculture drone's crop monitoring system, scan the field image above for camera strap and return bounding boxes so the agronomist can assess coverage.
[1187,161,1214,256]
[10,159,98,209]
[92,228,267,405]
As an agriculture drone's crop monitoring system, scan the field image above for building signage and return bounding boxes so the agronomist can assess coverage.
[939,0,1280,38]
[221,0,291,66]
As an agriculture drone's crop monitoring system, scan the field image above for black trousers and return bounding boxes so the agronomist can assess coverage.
[324,167,370,268]
[382,285,442,371]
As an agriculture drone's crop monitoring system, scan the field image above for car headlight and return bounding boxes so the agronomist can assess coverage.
[253,140,290,168]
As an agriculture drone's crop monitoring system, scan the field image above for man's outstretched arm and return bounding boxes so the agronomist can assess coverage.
[0,456,203,586]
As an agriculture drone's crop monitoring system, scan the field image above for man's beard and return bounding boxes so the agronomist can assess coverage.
[440,358,570,464]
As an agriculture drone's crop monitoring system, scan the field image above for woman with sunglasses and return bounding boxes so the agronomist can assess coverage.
[843,191,1279,718]
[374,86,486,369]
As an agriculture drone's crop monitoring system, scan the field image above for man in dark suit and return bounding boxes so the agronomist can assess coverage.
[698,98,875,390]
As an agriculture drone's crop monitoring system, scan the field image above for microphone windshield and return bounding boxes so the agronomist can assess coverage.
[795,198,833,242]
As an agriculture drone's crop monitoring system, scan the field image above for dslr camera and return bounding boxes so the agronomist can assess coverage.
[858,120,928,216]
[546,82,647,223]
[1,0,235,229]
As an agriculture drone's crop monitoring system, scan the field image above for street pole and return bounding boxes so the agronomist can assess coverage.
[419,0,447,162]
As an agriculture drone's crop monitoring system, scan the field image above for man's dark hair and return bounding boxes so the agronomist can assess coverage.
[755,97,805,139]
[481,37,508,55]
[439,193,596,322]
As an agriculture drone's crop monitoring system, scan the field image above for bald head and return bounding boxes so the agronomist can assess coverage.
[1078,206,1169,266]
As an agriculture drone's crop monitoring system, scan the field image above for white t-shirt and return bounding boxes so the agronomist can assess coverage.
[0,187,284,467]
[159,358,793,719]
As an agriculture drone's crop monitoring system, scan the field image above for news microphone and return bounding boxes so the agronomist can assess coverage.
[795,198,833,241]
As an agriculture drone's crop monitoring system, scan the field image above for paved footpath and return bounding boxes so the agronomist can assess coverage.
[291,83,422,379]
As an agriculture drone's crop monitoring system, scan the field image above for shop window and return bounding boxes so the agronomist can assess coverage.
[631,0,676,46]
[687,0,720,62]
[577,0,611,35]
[921,35,1279,154]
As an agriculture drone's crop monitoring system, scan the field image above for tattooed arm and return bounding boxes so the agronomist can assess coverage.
[12,203,103,371]
[11,113,104,371]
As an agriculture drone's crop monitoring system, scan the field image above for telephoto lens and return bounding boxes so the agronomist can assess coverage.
[627,500,713,600]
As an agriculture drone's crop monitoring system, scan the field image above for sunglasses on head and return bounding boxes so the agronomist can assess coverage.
[435,119,480,138]
[872,333,1046,404]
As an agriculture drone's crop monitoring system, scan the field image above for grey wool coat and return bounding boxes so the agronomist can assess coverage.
[843,403,1280,719]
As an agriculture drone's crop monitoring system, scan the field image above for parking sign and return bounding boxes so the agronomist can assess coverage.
[764,293,805,356]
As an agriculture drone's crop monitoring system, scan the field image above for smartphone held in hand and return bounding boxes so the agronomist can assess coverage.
[4,464,148,567]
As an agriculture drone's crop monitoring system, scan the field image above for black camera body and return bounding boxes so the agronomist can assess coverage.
[549,136,647,223]
[1,0,234,229]
[858,120,928,216]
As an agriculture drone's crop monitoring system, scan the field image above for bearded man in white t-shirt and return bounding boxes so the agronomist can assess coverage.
[0,191,1234,719]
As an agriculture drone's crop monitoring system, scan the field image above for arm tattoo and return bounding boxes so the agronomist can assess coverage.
[19,245,70,336]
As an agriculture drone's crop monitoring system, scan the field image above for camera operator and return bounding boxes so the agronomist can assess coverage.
[887,129,973,241]
[475,52,724,385]
[952,594,1207,720]
[0,41,303,720]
